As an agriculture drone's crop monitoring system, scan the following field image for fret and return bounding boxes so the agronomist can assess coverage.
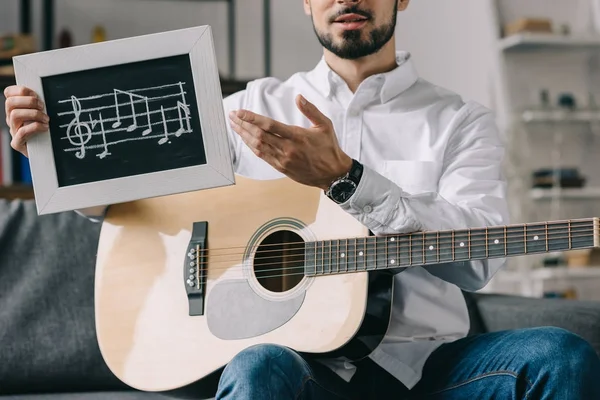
[386,235,400,268]
[339,238,348,273]
[547,222,570,252]
[321,240,330,275]
[453,229,470,261]
[487,226,506,258]
[304,242,316,276]
[468,229,472,259]
[331,239,340,274]
[470,228,487,260]
[365,236,377,271]
[545,223,549,252]
[485,228,488,258]
[525,223,547,254]
[411,233,424,265]
[570,219,595,249]
[398,234,411,267]
[568,220,572,249]
[315,240,323,275]
[374,236,387,270]
[505,225,525,256]
[437,231,454,263]
[409,235,413,265]
[452,231,455,260]
[424,231,439,264]
[524,224,527,254]
[345,238,354,272]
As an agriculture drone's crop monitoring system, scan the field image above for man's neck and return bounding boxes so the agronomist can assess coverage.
[323,40,398,93]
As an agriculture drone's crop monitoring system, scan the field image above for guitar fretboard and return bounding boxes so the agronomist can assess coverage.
[304,218,599,276]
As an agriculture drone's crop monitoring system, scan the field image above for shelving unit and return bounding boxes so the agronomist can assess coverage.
[2,0,267,200]
[484,0,600,300]
[498,32,600,52]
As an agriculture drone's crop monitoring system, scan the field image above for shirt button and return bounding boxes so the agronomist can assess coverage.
[363,205,372,213]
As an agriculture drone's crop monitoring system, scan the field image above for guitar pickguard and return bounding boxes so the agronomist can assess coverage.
[206,278,304,340]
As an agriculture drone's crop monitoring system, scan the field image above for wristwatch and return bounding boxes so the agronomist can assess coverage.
[325,159,363,204]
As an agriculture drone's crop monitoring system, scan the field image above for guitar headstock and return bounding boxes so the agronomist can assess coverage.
[594,218,600,248]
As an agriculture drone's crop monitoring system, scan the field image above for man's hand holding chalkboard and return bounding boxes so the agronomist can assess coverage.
[4,85,49,157]
[228,94,353,191]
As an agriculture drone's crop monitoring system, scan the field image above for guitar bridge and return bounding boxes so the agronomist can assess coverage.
[184,221,208,316]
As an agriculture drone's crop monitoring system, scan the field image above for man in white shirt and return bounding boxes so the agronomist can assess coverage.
[5,0,600,399]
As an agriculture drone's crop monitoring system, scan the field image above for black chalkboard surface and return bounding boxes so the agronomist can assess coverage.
[42,54,206,187]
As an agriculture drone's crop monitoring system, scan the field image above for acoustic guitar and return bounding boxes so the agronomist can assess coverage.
[94,174,600,392]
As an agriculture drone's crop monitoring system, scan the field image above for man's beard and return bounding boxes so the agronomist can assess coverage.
[312,6,397,60]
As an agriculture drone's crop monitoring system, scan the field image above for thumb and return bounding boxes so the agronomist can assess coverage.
[296,94,330,127]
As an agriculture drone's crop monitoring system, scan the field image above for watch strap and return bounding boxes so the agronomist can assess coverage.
[347,159,363,185]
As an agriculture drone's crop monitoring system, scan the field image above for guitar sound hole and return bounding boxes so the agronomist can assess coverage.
[253,230,305,293]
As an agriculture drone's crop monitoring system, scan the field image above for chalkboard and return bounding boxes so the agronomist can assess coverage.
[42,54,207,187]
[13,25,235,215]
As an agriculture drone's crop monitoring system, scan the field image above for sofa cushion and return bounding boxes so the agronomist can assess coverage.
[0,200,128,394]
[472,293,600,355]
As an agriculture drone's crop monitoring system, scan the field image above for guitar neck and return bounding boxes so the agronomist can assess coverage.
[304,217,600,277]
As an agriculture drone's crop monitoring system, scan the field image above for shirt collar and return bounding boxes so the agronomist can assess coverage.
[310,51,419,104]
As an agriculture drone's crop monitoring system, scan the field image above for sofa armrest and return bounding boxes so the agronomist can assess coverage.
[471,293,600,355]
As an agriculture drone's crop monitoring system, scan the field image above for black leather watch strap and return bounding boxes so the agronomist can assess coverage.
[347,159,364,186]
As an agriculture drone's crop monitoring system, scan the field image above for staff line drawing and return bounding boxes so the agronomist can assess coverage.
[56,92,188,117]
[57,103,189,129]
[58,81,192,160]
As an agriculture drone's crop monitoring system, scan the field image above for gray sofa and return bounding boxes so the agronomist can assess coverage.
[1,199,599,399]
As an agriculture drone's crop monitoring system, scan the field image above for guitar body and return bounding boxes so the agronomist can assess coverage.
[94,174,394,392]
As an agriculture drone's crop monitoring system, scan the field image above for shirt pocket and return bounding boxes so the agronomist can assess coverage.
[380,160,441,194]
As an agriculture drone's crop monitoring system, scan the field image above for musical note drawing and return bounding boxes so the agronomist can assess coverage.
[55,82,194,160]
[112,89,153,135]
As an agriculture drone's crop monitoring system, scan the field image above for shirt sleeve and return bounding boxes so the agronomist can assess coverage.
[338,103,509,292]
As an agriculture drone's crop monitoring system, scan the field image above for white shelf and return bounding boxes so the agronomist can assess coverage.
[530,187,600,200]
[521,109,600,123]
[499,33,600,52]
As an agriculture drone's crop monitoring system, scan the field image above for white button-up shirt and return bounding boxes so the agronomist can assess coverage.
[79,51,509,389]
[223,51,509,388]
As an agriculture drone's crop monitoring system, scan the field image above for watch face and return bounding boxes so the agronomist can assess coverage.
[330,179,357,203]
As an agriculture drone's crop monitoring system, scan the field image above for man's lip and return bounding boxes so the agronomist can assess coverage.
[334,13,369,23]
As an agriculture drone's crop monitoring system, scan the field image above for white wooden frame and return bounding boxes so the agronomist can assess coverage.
[12,25,234,215]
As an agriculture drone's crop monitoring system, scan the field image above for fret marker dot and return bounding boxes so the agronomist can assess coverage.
[460,242,465,247]
[494,239,500,244]
[359,251,364,256]
[429,245,434,250]
[534,235,539,241]
[390,259,395,264]
[390,237,395,242]
[341,253,345,258]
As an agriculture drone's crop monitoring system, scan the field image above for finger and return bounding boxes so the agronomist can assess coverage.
[229,118,279,160]
[8,109,50,132]
[230,110,295,139]
[5,95,45,114]
[229,115,282,149]
[296,94,330,128]
[3,85,38,99]
[11,121,49,156]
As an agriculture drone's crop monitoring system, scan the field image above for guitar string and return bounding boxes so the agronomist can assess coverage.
[184,220,597,255]
[189,230,595,271]
[191,228,594,265]
[192,240,593,284]
[184,225,594,260]
[184,231,595,280]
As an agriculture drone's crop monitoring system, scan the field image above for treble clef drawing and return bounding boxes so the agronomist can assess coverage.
[66,95,93,159]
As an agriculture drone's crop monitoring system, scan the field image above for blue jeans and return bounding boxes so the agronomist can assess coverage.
[215,327,600,399]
